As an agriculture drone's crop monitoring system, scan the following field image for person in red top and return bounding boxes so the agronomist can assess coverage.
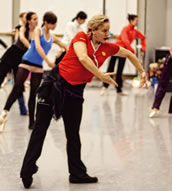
[101,14,146,96]
[20,14,148,189]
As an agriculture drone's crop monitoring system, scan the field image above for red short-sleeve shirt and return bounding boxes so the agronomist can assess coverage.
[59,32,120,85]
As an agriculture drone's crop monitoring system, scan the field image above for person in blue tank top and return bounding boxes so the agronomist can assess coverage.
[0,11,67,132]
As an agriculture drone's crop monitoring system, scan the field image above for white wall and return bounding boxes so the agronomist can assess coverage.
[104,0,137,74]
[106,0,128,35]
[0,0,13,55]
[20,0,137,35]
[143,0,166,69]
[0,0,12,32]
[166,0,172,45]
[20,0,103,34]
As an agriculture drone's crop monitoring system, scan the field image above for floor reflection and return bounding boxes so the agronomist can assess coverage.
[0,84,172,190]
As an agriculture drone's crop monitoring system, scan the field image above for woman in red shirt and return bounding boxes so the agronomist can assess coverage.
[20,14,148,189]
[101,14,146,96]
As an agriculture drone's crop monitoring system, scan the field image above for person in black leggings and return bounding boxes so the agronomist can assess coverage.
[0,12,38,130]
[0,12,37,115]
[0,12,67,132]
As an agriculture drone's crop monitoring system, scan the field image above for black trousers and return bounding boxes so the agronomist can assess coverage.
[20,80,87,178]
[0,45,25,85]
[103,56,126,92]
[4,67,42,126]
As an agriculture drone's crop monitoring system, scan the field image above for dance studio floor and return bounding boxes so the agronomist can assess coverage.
[0,81,172,191]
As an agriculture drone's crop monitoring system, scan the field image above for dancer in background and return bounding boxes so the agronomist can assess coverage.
[14,12,27,41]
[149,41,172,117]
[20,14,148,189]
[0,11,67,132]
[1,12,27,89]
[0,11,37,126]
[0,12,36,115]
[55,11,87,65]
[101,14,146,96]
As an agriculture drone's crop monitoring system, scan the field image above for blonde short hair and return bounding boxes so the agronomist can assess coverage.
[87,14,109,33]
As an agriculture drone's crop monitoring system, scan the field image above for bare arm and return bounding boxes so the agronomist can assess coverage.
[73,41,118,86]
[115,47,148,88]
[34,28,55,68]
[19,26,30,49]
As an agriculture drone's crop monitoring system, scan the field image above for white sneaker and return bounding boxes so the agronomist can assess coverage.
[100,87,107,96]
[0,111,8,133]
[149,109,159,118]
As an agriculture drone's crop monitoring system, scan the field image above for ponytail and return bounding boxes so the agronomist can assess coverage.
[72,17,76,22]
[24,22,29,39]
[24,11,36,39]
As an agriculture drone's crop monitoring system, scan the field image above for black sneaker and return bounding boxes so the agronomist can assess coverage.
[69,174,98,184]
[21,165,38,188]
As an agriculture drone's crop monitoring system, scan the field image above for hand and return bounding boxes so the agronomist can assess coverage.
[100,72,118,87]
[139,71,148,88]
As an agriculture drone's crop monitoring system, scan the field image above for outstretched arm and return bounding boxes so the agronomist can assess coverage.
[115,47,148,88]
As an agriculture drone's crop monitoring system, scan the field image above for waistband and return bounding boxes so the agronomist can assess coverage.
[22,60,43,68]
